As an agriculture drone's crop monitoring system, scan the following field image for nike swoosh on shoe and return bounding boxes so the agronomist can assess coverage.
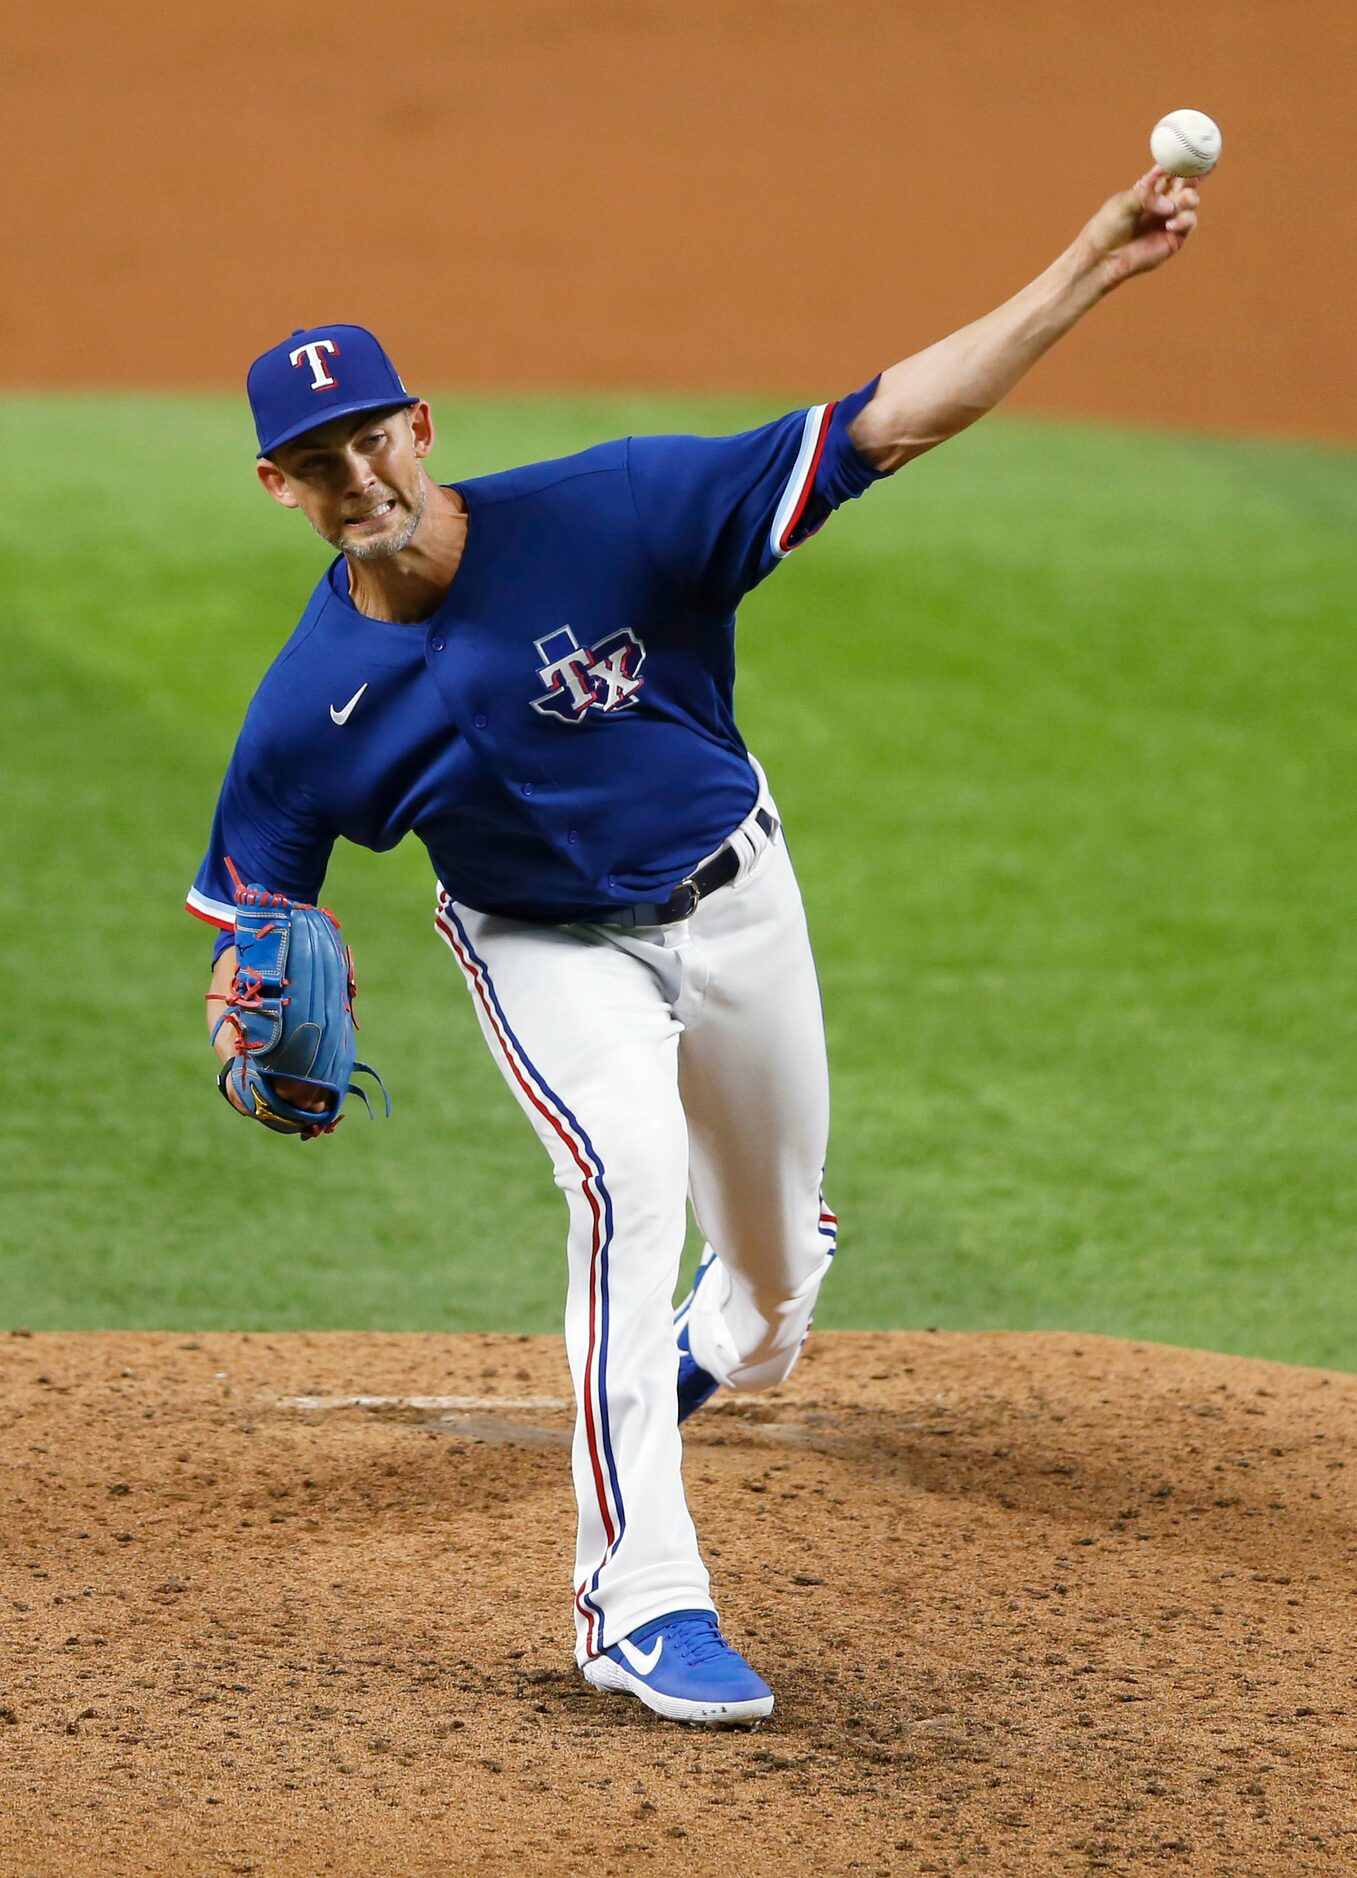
[616,1635,663,1675]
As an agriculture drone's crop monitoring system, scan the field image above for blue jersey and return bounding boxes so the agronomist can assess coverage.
[188,381,887,941]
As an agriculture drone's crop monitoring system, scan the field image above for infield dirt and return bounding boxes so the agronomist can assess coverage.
[2,1329,1353,1875]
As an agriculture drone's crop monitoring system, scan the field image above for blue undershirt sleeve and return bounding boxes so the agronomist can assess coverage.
[626,376,887,615]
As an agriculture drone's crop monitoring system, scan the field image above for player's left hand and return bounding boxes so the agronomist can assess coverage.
[1079,168,1201,290]
[213,871,392,1140]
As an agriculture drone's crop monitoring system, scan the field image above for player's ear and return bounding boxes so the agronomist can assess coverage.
[409,400,435,460]
[257,460,300,509]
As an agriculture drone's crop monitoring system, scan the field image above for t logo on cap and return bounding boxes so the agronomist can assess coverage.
[290,338,340,391]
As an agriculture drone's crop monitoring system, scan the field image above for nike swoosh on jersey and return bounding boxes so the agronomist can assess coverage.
[330,683,369,726]
[616,1635,663,1676]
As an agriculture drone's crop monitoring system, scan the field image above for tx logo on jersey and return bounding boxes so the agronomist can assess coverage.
[530,626,646,723]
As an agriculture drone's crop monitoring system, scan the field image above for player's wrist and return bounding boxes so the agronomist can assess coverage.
[217,1060,249,1113]
[1055,236,1112,309]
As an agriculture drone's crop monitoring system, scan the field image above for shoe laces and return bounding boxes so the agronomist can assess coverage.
[664,1614,731,1667]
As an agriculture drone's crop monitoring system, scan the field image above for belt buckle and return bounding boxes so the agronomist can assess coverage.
[671,876,701,919]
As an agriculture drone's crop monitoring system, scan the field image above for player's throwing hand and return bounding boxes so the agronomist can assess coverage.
[1079,167,1201,290]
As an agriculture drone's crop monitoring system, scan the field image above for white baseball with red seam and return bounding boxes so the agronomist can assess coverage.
[1150,109,1222,177]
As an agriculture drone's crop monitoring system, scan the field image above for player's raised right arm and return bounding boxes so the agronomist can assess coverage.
[849,169,1201,475]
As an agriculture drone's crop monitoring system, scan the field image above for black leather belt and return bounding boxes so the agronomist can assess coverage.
[605,808,778,929]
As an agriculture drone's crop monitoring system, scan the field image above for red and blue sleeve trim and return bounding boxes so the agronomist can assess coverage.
[185,887,236,931]
[768,401,836,561]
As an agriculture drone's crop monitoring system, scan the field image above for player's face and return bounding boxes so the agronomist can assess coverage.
[258,404,435,559]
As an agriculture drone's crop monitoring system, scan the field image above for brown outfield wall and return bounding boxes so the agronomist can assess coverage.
[6,0,1354,439]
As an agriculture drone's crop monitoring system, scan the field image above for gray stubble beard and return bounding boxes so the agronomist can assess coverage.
[319,478,428,561]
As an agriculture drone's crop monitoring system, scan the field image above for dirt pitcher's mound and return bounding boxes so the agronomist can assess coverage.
[0,1331,1353,1876]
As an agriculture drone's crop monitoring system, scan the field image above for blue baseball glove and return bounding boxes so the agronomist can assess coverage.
[213,869,391,1141]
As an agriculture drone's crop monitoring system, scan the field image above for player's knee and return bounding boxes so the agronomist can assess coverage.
[558,1152,688,1259]
[694,1247,833,1393]
[722,1324,810,1393]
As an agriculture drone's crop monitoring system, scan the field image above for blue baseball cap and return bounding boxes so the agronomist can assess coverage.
[247,323,418,458]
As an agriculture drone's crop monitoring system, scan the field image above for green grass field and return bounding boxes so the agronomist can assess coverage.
[3,393,1355,1366]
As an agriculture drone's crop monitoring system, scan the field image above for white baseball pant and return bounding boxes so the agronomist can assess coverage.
[435,781,836,1661]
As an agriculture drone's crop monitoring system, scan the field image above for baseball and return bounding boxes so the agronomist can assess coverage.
[1150,109,1222,177]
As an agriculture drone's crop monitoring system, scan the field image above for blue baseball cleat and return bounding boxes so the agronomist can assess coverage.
[582,1609,774,1724]
[674,1247,721,1422]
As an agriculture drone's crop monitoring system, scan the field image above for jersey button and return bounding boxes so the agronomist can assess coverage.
[430,636,445,653]
[521,783,534,797]
[473,713,488,728]
[567,830,579,845]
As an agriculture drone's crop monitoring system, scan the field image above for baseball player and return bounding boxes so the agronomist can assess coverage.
[190,170,1200,1725]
